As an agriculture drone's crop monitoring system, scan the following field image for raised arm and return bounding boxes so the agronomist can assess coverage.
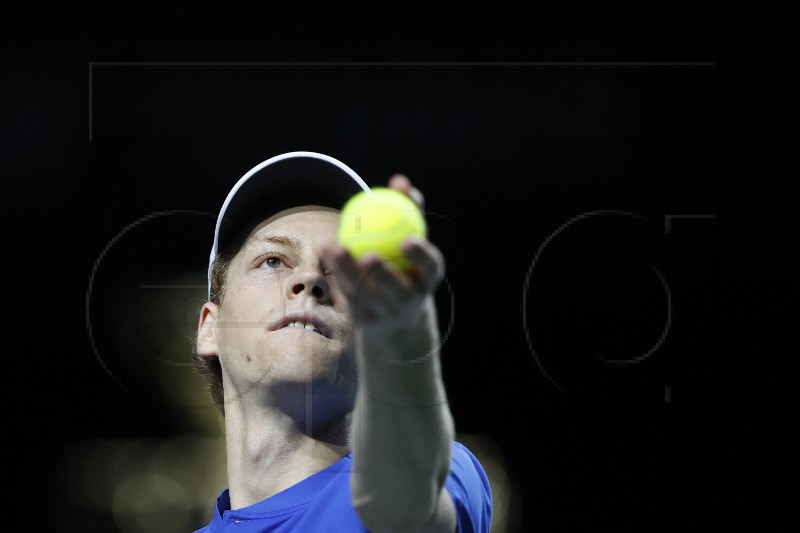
[323,176,457,533]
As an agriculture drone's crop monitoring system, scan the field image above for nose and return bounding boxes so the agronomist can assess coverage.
[287,267,331,303]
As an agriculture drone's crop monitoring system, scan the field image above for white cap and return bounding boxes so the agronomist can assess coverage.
[207,151,371,300]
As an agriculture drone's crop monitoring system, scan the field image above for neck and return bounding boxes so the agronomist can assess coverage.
[223,399,351,510]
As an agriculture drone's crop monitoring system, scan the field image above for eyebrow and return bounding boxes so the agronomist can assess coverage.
[243,234,303,251]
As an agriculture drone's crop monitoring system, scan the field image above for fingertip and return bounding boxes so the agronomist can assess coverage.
[401,235,424,252]
[388,173,411,191]
[389,173,410,184]
[409,188,425,209]
[357,252,381,268]
[402,237,444,271]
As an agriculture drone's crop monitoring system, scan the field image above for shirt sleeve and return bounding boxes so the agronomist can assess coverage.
[444,441,493,533]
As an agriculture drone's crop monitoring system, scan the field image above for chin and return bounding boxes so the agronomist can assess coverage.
[277,347,355,384]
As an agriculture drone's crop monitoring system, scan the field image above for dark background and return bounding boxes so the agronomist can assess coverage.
[4,2,794,532]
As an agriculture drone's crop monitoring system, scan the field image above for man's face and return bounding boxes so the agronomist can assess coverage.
[202,206,357,411]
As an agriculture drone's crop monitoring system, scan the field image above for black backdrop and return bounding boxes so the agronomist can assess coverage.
[5,3,793,532]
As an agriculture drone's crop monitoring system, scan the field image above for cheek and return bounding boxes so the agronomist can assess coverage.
[228,275,284,308]
[216,289,272,342]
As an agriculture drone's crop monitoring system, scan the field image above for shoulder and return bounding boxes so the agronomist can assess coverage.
[445,441,493,533]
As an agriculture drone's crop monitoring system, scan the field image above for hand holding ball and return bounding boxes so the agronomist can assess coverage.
[338,187,427,272]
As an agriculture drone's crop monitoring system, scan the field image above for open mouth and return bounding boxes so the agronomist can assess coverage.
[279,320,329,338]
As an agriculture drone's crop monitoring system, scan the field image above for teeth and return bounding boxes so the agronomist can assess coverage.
[288,320,316,332]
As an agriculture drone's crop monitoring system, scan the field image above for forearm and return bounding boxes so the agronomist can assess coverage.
[350,298,455,532]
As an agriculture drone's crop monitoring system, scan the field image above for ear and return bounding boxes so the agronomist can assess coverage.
[196,302,220,357]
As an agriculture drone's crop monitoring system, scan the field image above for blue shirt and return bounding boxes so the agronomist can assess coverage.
[193,441,492,532]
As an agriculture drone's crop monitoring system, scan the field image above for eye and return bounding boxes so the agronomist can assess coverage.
[257,253,287,270]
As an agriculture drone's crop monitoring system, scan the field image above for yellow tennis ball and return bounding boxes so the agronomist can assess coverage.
[338,187,427,272]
